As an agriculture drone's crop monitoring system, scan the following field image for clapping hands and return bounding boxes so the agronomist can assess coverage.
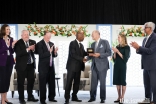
[12,40,17,47]
[112,47,119,53]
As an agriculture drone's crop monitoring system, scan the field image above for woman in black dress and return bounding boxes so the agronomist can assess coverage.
[112,34,130,103]
[0,24,17,104]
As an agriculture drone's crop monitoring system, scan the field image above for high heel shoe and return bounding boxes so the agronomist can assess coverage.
[114,99,120,103]
[5,101,13,104]
[119,98,124,104]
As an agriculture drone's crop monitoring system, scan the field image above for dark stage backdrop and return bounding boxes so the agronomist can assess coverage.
[0,0,156,25]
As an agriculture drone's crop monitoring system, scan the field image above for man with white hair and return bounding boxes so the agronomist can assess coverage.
[37,31,58,104]
[14,30,38,104]
[131,22,156,104]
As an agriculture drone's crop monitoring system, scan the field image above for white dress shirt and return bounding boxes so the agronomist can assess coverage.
[76,39,81,48]
[4,37,10,55]
[144,33,152,47]
[95,38,100,51]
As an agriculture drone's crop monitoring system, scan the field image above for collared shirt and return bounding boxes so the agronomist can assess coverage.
[3,37,10,55]
[76,39,81,48]
[44,40,53,66]
[24,40,33,64]
[144,33,152,47]
[44,40,51,51]
[95,38,100,49]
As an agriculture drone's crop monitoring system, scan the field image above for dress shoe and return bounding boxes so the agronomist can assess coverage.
[100,99,105,103]
[49,99,57,102]
[5,101,13,104]
[40,101,47,104]
[138,98,150,104]
[27,96,39,102]
[64,99,69,104]
[88,99,95,102]
[19,100,26,104]
[71,98,82,102]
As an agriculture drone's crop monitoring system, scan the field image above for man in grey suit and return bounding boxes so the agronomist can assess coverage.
[87,30,111,103]
[131,22,156,104]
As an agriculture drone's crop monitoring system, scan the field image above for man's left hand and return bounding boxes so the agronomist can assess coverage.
[55,47,58,53]
[29,44,35,51]
[130,41,140,49]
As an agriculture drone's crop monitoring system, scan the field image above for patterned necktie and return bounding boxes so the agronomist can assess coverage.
[46,42,52,67]
[95,42,98,52]
[26,42,32,64]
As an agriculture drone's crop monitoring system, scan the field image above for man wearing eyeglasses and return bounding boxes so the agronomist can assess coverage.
[130,22,156,104]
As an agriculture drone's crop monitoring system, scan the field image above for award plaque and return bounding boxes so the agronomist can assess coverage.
[87,48,94,53]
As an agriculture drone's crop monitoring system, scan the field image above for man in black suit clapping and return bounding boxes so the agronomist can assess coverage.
[14,30,38,104]
[37,31,58,104]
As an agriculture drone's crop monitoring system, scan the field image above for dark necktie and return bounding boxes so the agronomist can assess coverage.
[26,42,32,64]
[79,43,83,55]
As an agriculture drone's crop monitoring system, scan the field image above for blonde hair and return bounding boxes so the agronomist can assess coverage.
[118,34,128,47]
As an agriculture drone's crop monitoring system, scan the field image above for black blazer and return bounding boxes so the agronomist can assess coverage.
[66,39,88,72]
[14,39,36,72]
[37,39,57,73]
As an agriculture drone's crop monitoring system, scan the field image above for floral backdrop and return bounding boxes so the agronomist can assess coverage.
[119,25,145,37]
[26,23,90,37]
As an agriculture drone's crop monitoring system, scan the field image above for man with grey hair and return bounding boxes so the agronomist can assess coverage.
[14,30,38,104]
[131,22,156,104]
[87,30,111,103]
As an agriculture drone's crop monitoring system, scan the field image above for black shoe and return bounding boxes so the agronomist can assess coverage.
[114,99,120,103]
[119,98,124,104]
[5,101,13,104]
[49,99,57,102]
[88,99,95,102]
[64,99,69,104]
[27,96,39,102]
[19,100,26,104]
[100,99,105,103]
[40,101,47,104]
[71,98,82,102]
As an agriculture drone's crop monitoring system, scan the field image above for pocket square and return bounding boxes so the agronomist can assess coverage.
[100,44,103,48]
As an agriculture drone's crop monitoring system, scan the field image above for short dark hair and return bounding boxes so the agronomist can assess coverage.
[0,24,11,38]
[76,31,84,37]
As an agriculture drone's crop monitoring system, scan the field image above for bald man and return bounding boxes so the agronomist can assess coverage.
[37,31,58,104]
[64,31,88,104]
[14,30,38,104]
[87,30,111,103]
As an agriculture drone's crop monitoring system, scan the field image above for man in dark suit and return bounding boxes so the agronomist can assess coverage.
[131,22,156,104]
[14,30,38,104]
[37,31,58,104]
[64,31,88,104]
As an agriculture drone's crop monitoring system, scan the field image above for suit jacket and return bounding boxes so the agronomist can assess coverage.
[37,39,57,73]
[88,39,111,72]
[66,39,88,72]
[0,37,15,66]
[137,32,156,70]
[14,39,36,72]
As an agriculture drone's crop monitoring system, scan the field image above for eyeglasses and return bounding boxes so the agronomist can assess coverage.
[145,27,150,29]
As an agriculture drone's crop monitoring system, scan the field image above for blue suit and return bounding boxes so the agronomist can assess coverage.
[137,32,156,103]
